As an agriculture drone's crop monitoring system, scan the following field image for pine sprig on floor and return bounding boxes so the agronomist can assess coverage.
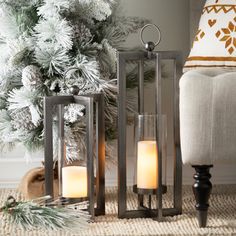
[0,195,90,231]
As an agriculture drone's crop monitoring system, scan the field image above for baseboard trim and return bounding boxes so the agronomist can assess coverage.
[1,177,235,189]
[0,157,235,188]
[0,181,19,189]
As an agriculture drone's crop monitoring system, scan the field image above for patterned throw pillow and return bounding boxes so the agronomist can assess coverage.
[184,0,236,72]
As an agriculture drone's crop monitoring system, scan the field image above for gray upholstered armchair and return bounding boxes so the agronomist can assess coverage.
[179,0,236,228]
[180,69,236,227]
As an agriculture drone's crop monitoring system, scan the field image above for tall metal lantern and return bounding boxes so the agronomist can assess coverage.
[117,24,182,220]
[44,89,105,218]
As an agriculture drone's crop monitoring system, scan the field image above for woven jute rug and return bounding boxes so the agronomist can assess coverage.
[0,185,236,236]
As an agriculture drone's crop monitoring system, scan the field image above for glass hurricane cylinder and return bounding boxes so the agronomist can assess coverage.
[133,114,167,196]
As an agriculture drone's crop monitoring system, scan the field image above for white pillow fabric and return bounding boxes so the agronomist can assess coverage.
[184,0,236,72]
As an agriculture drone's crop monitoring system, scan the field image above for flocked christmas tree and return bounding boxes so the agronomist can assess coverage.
[0,0,149,160]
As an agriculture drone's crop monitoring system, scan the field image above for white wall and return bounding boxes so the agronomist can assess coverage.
[120,0,190,59]
[0,144,43,188]
[1,0,236,188]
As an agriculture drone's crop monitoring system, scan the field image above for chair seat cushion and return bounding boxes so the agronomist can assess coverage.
[180,69,236,165]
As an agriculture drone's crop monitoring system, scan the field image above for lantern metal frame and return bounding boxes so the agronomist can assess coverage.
[117,50,182,220]
[44,93,105,218]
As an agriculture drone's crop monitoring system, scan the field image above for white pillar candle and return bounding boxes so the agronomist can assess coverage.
[137,141,158,189]
[62,166,87,198]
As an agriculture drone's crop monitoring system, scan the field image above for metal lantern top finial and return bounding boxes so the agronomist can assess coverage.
[140,24,161,52]
[69,85,80,95]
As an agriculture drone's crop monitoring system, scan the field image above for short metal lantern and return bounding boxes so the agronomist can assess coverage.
[117,24,182,220]
[44,90,105,218]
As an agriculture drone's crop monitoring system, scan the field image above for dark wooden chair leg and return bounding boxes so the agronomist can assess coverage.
[192,165,213,228]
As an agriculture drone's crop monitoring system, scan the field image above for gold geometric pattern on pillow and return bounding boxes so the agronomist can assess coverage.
[194,29,205,42]
[208,19,217,27]
[203,4,236,14]
[216,18,236,55]
[184,0,236,72]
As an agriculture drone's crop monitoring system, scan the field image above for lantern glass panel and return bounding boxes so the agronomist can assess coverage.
[133,114,167,202]
[55,105,89,201]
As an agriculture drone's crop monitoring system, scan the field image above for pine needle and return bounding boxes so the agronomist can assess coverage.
[0,195,90,232]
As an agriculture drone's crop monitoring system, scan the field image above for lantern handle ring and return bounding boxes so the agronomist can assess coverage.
[140,24,161,51]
